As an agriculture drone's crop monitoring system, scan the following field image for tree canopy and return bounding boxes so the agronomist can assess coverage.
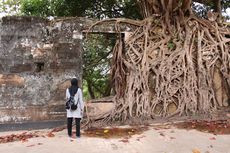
[19,0,142,19]
[0,0,229,20]
[83,34,116,100]
[0,0,20,16]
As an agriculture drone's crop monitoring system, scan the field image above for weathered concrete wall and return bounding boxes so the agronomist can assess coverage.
[0,16,133,125]
[0,16,84,124]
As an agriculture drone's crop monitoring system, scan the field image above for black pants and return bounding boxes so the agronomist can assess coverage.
[67,118,81,137]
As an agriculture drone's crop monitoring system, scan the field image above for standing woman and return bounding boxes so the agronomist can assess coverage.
[66,78,84,138]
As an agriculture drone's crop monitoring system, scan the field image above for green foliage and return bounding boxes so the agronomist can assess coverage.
[222,0,230,20]
[20,0,50,17]
[0,0,21,15]
[83,0,142,19]
[221,0,230,11]
[49,0,93,17]
[1,0,230,19]
[83,34,116,100]
[19,0,142,19]
[167,41,175,50]
[192,1,230,20]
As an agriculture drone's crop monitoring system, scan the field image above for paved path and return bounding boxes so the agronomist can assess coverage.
[0,126,230,153]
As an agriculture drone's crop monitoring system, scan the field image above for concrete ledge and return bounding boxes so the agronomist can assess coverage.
[0,120,66,132]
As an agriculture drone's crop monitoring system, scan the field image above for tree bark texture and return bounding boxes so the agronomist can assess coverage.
[86,0,230,124]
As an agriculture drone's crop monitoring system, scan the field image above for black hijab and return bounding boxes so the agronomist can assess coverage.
[69,78,79,96]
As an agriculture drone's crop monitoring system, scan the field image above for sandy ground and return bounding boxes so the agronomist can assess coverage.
[0,125,230,153]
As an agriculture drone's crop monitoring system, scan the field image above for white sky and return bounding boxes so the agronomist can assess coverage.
[223,8,230,21]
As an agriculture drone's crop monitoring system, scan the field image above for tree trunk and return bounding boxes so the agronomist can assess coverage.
[87,0,230,124]
[103,79,112,97]
[87,80,95,99]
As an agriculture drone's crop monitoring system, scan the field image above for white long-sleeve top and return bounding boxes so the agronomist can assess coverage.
[66,88,84,118]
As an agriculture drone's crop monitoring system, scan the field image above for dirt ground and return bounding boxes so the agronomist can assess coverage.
[0,121,230,153]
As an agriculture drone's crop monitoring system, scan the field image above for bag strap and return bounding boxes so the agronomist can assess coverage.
[68,88,79,105]
[76,96,79,106]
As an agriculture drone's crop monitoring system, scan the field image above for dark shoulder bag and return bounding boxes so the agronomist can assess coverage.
[65,89,79,110]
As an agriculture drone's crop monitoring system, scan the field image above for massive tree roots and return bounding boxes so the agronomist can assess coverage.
[87,14,230,124]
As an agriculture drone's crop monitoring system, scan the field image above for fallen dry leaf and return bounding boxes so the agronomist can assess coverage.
[137,135,146,139]
[209,137,216,140]
[21,138,28,143]
[0,132,39,144]
[51,127,65,133]
[119,139,129,143]
[159,132,165,136]
[26,144,36,147]
[192,148,201,153]
[175,120,230,135]
[47,132,55,137]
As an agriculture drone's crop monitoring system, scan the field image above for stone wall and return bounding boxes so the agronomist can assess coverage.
[0,16,85,124]
[0,16,133,125]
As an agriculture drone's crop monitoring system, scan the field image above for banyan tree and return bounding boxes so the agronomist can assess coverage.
[88,0,230,123]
